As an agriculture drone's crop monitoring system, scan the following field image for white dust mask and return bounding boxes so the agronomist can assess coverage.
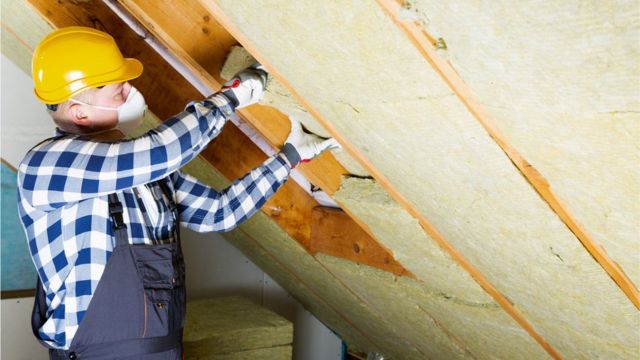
[70,86,147,135]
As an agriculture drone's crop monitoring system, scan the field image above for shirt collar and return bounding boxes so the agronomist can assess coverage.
[54,128,70,136]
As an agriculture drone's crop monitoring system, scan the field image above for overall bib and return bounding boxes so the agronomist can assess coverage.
[32,180,186,360]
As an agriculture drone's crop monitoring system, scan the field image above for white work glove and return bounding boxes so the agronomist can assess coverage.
[279,118,341,168]
[220,63,268,109]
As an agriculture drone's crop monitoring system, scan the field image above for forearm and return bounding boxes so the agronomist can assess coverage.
[175,156,291,232]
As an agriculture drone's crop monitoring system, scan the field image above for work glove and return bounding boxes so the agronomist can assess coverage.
[279,118,341,168]
[220,63,268,109]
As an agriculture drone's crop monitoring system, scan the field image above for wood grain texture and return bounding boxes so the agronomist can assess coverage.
[201,122,315,250]
[311,207,409,277]
[111,0,409,274]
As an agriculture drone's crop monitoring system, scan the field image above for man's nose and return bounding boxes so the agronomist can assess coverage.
[122,82,132,100]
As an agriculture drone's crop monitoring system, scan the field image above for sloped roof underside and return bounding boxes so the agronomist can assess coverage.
[5,0,638,359]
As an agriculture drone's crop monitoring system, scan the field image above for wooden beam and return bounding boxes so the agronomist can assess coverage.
[200,2,562,359]
[376,0,639,311]
[1,158,17,172]
[116,0,347,194]
[24,0,411,279]
[311,207,409,277]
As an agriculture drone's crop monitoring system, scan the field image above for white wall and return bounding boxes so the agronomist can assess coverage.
[1,52,55,166]
[0,54,342,359]
[1,297,48,360]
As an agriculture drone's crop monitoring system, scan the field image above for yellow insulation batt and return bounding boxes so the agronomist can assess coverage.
[406,0,640,287]
[183,296,292,358]
[220,45,370,176]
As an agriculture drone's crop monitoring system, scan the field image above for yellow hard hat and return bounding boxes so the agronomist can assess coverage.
[32,26,143,104]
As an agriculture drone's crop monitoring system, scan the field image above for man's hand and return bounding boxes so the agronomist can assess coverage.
[220,64,268,109]
[280,118,340,168]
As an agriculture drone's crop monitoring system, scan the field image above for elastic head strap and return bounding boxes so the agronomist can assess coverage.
[68,98,118,111]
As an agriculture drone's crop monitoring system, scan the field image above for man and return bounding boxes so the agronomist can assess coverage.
[18,26,337,359]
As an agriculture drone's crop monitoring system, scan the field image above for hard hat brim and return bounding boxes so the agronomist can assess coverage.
[35,57,143,105]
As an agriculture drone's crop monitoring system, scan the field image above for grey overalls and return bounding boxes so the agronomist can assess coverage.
[32,179,186,360]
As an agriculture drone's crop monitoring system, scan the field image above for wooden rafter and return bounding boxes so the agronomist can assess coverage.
[375,0,639,311]
[199,1,563,359]
[311,207,409,276]
[114,0,347,195]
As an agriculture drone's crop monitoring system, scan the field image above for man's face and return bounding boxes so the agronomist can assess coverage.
[74,81,132,132]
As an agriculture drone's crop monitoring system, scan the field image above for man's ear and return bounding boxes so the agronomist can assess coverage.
[68,102,91,127]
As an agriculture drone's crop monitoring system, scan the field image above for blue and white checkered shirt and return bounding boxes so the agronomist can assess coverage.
[17,93,291,349]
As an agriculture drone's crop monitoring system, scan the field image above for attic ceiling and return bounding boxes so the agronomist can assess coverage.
[3,1,639,359]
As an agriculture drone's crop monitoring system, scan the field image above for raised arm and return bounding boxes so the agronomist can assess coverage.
[19,63,270,211]
[18,94,234,211]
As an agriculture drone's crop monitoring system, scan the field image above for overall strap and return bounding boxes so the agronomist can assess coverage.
[107,193,129,247]
[29,133,67,152]
[156,179,181,246]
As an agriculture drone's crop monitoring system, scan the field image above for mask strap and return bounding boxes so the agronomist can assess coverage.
[68,98,118,111]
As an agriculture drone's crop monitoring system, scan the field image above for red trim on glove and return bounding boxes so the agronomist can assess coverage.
[221,79,241,90]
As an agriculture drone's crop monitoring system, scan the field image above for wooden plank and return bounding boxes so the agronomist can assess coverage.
[376,0,639,311]
[25,0,410,278]
[200,2,563,359]
[117,0,347,194]
[311,207,409,277]
[110,0,236,84]
[1,289,35,299]
[112,0,411,272]
[24,0,312,249]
